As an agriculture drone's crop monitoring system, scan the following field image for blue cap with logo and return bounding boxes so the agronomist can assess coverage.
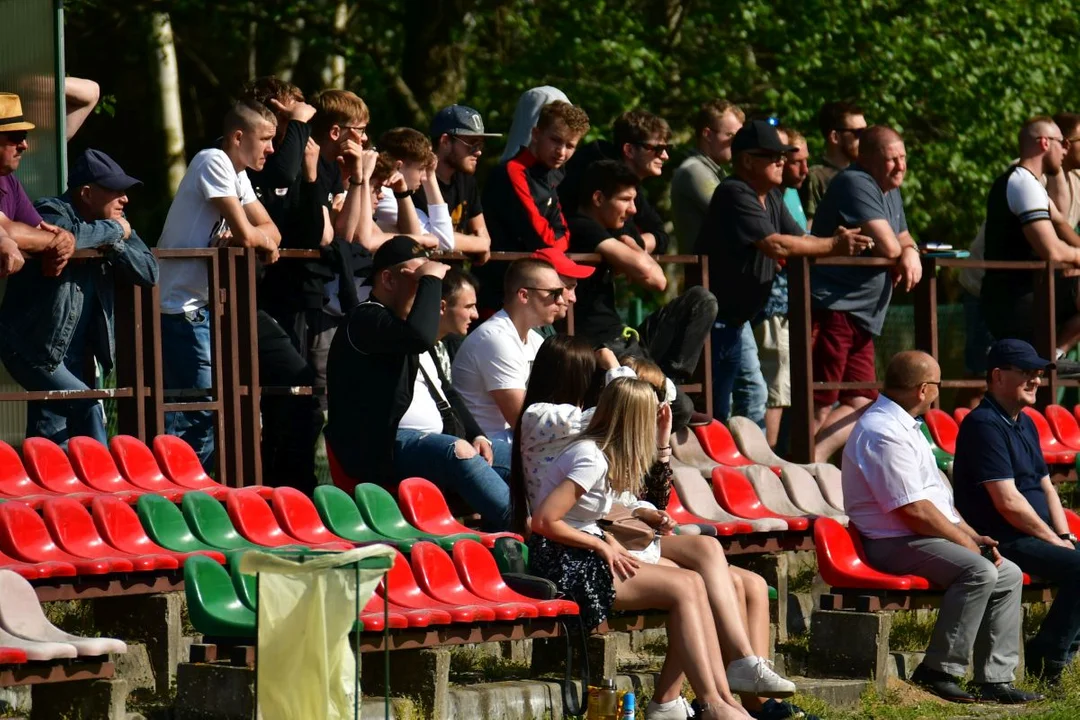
[431,105,502,139]
[69,149,142,192]
[986,338,1055,371]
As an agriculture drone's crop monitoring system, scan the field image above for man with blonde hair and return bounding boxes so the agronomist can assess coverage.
[672,99,745,248]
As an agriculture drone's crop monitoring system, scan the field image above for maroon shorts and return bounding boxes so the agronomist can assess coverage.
[811,308,879,407]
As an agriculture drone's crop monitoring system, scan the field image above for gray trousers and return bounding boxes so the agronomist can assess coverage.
[862,535,1023,682]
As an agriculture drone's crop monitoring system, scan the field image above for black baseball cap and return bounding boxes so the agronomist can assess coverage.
[986,339,1055,371]
[69,149,142,191]
[365,236,431,284]
[731,120,797,156]
[431,105,502,139]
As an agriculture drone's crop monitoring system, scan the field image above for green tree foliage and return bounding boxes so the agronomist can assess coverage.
[63,0,1080,246]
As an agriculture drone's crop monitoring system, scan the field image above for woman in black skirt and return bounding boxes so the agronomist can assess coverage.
[523,375,751,720]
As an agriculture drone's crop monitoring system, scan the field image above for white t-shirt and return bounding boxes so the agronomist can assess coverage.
[375,187,455,251]
[1005,166,1052,225]
[398,351,446,435]
[157,149,257,314]
[842,394,961,539]
[532,439,612,536]
[451,309,544,438]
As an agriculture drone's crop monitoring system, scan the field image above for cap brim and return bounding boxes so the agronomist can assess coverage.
[447,130,503,138]
[97,175,143,192]
[0,121,34,132]
[558,264,595,279]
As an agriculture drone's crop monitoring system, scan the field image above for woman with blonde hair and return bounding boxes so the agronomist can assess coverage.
[528,376,750,720]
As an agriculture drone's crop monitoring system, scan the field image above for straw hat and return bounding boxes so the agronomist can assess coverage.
[0,94,35,133]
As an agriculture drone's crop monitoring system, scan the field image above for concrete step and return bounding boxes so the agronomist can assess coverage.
[790,676,871,708]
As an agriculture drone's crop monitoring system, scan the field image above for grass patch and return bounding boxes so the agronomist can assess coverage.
[788,564,818,594]
[448,647,531,683]
[776,631,811,669]
[43,600,96,635]
[888,610,937,652]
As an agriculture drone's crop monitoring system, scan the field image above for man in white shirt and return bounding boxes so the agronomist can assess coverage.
[157,99,282,470]
[844,350,1036,705]
[452,258,568,439]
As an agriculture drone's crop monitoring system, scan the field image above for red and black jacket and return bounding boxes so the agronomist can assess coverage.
[483,148,570,253]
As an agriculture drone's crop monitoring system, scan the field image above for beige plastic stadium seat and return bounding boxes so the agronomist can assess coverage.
[733,465,809,518]
[671,461,788,533]
[0,571,127,657]
[728,417,846,512]
[671,427,720,475]
[778,465,849,525]
[0,624,76,661]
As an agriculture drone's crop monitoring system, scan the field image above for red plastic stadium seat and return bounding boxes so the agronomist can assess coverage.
[923,409,959,456]
[666,488,748,535]
[108,436,186,501]
[953,407,971,426]
[710,467,809,531]
[68,437,146,498]
[1021,407,1077,465]
[41,497,178,571]
[20,438,102,504]
[1045,405,1080,452]
[359,594,408,631]
[0,648,27,664]
[397,478,522,548]
[814,517,921,591]
[91,495,226,565]
[225,489,351,551]
[0,502,119,574]
[1066,509,1080,537]
[411,541,538,620]
[693,420,754,467]
[383,550,493,622]
[0,441,57,506]
[0,547,75,581]
[152,436,229,499]
[452,539,578,617]
[269,487,356,547]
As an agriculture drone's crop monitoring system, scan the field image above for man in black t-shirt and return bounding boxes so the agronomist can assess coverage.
[414,105,501,261]
[568,159,717,430]
[695,120,871,423]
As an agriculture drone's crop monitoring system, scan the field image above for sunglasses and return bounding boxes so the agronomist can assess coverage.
[634,142,671,156]
[452,135,485,154]
[1,131,28,144]
[1000,366,1045,381]
[1037,135,1069,149]
[748,151,784,163]
[524,286,565,300]
[834,127,865,138]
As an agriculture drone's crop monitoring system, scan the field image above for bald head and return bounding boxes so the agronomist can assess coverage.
[884,350,939,391]
[858,126,903,161]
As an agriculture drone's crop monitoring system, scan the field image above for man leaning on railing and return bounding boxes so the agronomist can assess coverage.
[0,149,157,446]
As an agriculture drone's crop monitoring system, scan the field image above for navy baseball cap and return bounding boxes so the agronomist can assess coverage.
[986,339,1055,371]
[69,149,142,192]
[363,236,431,285]
[431,105,502,139]
[731,120,797,156]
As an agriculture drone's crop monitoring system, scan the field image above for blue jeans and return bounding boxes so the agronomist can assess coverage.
[161,309,215,472]
[394,429,511,531]
[0,339,106,447]
[491,438,512,481]
[711,322,766,427]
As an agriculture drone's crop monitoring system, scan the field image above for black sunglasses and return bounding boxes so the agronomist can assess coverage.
[523,286,565,300]
[634,142,671,155]
[834,127,865,138]
[1,130,28,144]
[452,135,485,154]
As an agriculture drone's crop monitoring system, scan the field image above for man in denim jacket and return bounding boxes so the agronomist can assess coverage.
[0,149,158,445]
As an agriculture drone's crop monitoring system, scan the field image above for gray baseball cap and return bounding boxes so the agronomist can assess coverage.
[431,105,502,138]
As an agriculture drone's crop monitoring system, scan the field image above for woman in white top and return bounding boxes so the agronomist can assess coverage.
[528,377,748,720]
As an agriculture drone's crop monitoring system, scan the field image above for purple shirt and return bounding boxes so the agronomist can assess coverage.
[0,174,43,227]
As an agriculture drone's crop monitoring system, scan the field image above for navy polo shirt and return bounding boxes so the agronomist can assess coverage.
[952,395,1051,541]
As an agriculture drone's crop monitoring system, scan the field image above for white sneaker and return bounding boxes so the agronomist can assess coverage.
[726,656,796,697]
[645,695,696,719]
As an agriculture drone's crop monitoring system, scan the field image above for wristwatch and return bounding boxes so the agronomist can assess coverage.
[1059,532,1077,542]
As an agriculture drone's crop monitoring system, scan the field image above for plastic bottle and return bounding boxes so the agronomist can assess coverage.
[597,678,618,720]
[620,691,636,720]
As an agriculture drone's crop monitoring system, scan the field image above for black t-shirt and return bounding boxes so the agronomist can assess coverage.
[695,177,802,326]
[952,396,1053,542]
[567,213,629,345]
[414,172,483,233]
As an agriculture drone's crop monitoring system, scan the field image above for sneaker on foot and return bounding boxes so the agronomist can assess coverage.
[646,695,696,719]
[748,699,820,720]
[727,656,796,698]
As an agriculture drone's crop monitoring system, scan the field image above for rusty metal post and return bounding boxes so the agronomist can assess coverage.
[787,256,815,463]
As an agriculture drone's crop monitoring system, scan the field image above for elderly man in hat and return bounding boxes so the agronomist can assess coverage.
[695,119,872,426]
[0,92,74,278]
[953,339,1080,685]
[0,148,157,445]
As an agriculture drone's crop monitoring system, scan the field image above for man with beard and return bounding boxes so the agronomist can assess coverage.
[414,105,500,262]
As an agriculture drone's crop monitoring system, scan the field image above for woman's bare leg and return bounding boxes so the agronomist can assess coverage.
[732,567,771,659]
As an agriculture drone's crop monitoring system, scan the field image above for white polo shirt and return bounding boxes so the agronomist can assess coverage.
[842,394,961,539]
